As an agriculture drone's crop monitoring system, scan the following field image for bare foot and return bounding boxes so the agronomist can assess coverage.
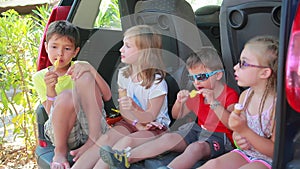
[70,140,94,162]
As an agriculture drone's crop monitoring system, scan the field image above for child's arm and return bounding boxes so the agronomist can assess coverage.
[42,71,59,114]
[232,131,252,150]
[239,123,275,157]
[198,88,237,128]
[172,90,191,119]
[93,71,111,101]
[119,94,165,124]
[230,111,275,158]
[209,102,234,129]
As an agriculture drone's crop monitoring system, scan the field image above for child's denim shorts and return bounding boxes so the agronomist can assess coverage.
[175,122,233,158]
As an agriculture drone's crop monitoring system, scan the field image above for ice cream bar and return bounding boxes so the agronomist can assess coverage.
[189,90,198,98]
[119,88,127,98]
[233,103,243,115]
[53,57,60,71]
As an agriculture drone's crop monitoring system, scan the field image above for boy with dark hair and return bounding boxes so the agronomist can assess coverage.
[32,20,111,169]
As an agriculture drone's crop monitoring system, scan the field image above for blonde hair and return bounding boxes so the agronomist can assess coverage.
[245,36,279,93]
[186,47,224,82]
[122,25,166,89]
[244,36,279,137]
[186,47,224,71]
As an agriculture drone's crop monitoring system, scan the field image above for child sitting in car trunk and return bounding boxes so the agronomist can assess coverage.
[32,20,111,169]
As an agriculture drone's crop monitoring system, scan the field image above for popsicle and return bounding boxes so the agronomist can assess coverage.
[189,90,198,98]
[53,57,60,71]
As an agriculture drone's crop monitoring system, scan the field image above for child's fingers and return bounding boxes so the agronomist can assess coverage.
[67,64,74,74]
[229,111,240,120]
[146,122,163,130]
[233,132,242,141]
[237,138,251,150]
[44,73,58,86]
[177,90,189,102]
[149,122,163,128]
[118,96,133,109]
[198,88,214,102]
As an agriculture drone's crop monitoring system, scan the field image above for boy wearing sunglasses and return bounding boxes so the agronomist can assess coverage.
[100,47,239,169]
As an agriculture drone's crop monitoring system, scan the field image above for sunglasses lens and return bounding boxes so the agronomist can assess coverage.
[188,73,210,82]
[195,74,207,81]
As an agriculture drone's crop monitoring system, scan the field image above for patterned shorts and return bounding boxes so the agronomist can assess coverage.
[232,149,272,169]
[44,107,107,150]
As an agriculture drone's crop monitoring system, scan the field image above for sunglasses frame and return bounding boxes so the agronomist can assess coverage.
[238,60,269,69]
[188,69,224,82]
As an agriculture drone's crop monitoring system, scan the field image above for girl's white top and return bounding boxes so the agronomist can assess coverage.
[118,67,170,126]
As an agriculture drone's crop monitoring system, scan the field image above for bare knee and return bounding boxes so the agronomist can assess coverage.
[55,90,74,109]
[96,134,113,147]
[113,137,135,149]
[159,133,182,149]
[185,142,210,159]
[75,72,94,88]
[52,91,76,117]
[202,158,220,168]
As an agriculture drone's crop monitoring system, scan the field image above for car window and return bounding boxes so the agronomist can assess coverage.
[187,0,222,11]
[92,0,223,29]
[94,0,121,29]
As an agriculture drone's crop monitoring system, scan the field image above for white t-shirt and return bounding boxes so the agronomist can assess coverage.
[118,67,170,126]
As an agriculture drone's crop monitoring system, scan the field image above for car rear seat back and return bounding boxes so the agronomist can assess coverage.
[126,0,214,89]
[220,0,281,93]
[195,5,221,54]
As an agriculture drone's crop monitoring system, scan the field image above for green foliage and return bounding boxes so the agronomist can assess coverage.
[32,4,52,33]
[94,0,121,28]
[0,0,120,161]
[0,5,51,158]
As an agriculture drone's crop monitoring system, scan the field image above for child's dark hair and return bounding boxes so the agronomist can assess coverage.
[46,20,80,48]
[186,47,224,71]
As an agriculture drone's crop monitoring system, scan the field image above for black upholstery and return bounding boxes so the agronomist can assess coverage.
[165,73,180,126]
[122,0,215,90]
[219,0,281,93]
[195,5,221,54]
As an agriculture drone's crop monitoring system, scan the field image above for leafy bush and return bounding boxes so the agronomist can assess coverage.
[95,0,121,28]
[0,0,120,164]
[0,5,51,159]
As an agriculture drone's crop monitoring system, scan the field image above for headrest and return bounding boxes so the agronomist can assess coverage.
[195,5,220,16]
[135,0,195,24]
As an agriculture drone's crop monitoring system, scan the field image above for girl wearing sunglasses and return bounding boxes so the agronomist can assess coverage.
[99,47,239,169]
[200,36,278,169]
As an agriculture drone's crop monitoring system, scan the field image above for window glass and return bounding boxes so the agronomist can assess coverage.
[93,0,223,29]
[94,0,121,29]
[186,0,222,11]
